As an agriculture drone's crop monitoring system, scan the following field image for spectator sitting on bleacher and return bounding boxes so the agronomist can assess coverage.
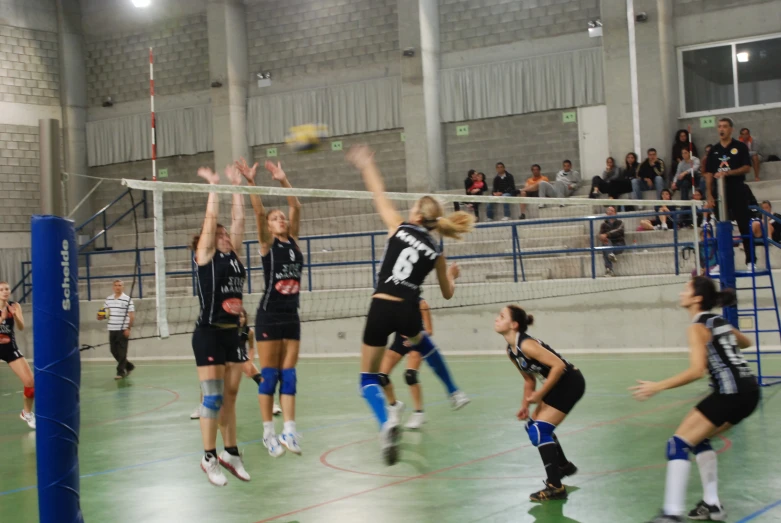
[740,127,762,181]
[638,189,674,231]
[454,169,476,213]
[537,160,581,208]
[465,171,487,221]
[670,129,698,183]
[519,164,548,219]
[633,148,666,200]
[599,206,625,277]
[671,148,700,200]
[487,162,517,221]
[589,156,622,199]
[752,200,781,243]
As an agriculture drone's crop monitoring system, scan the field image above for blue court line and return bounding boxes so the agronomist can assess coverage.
[736,498,781,522]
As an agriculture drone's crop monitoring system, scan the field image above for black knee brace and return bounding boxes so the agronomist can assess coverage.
[378,373,391,387]
[404,369,419,386]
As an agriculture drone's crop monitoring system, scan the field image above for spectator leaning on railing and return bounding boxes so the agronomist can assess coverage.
[487,162,517,221]
[599,206,625,277]
[537,160,581,207]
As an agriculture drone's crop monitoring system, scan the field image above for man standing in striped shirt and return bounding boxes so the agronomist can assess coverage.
[98,280,135,379]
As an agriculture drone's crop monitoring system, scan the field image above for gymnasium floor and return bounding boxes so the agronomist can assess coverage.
[1,355,780,523]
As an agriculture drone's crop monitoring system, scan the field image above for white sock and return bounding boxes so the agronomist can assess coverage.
[283,421,296,434]
[263,421,275,438]
[696,450,720,506]
[663,459,692,516]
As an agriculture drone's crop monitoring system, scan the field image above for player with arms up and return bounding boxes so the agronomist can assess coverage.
[494,305,585,502]
[0,281,34,429]
[632,277,759,523]
[346,144,475,465]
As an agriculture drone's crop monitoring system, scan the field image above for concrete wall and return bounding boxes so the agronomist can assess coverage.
[673,0,774,16]
[444,109,580,189]
[0,23,60,106]
[680,108,781,162]
[0,124,40,232]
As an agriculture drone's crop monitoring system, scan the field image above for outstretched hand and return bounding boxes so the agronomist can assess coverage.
[224,164,243,186]
[197,166,219,185]
[345,144,374,171]
[629,380,659,401]
[235,157,259,184]
[264,160,287,182]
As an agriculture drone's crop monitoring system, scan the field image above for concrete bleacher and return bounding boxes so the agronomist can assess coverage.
[76,162,781,301]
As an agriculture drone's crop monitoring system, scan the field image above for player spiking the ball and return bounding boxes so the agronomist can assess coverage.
[346,144,474,465]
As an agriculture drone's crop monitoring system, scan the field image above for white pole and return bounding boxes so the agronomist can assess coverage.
[627,0,641,154]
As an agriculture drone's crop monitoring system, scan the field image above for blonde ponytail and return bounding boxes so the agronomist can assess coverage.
[435,211,475,240]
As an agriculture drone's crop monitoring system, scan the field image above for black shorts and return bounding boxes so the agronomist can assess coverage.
[389,333,419,356]
[542,368,586,414]
[0,342,23,364]
[696,385,760,427]
[363,298,423,348]
[192,325,244,366]
[255,308,300,342]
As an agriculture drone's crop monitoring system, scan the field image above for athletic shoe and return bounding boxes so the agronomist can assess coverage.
[646,513,683,523]
[708,265,720,277]
[272,403,282,416]
[380,421,401,466]
[218,450,251,482]
[279,432,302,455]
[529,480,567,502]
[745,263,757,272]
[608,253,617,263]
[662,222,669,231]
[501,216,510,221]
[687,500,726,521]
[387,400,405,424]
[200,455,228,487]
[190,405,201,420]
[605,268,615,277]
[263,434,286,458]
[404,411,425,430]
[114,374,124,380]
[125,363,135,377]
[559,461,578,478]
[450,390,470,410]
[20,410,35,430]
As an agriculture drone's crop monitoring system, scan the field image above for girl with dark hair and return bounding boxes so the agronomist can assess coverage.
[632,277,759,523]
[0,281,34,429]
[671,129,698,182]
[589,156,624,198]
[639,189,675,231]
[494,305,586,502]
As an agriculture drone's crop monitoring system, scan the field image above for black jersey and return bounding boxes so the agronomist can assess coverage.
[239,325,250,349]
[260,237,303,311]
[375,223,440,300]
[694,312,757,394]
[507,332,573,381]
[0,302,17,346]
[195,250,246,327]
[705,139,750,186]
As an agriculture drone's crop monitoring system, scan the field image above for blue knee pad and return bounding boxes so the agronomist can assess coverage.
[280,368,297,396]
[527,420,556,447]
[692,439,713,455]
[666,435,693,461]
[258,367,279,396]
[200,379,224,419]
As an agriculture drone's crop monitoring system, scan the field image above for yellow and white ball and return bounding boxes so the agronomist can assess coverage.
[285,124,329,153]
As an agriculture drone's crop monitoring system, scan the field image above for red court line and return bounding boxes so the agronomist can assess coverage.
[256,395,701,523]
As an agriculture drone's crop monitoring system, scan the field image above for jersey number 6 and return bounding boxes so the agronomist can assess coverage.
[391,247,419,282]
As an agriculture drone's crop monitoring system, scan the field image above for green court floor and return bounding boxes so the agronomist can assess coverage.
[1,355,780,523]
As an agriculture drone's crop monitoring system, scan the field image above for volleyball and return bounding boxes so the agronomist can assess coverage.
[285,123,329,153]
[97,308,107,319]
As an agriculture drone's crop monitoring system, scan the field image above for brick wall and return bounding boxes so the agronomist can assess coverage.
[444,109,580,189]
[439,0,599,53]
[246,0,398,82]
[679,108,781,163]
[85,14,209,107]
[251,129,407,193]
[673,0,775,16]
[0,25,59,106]
[0,124,39,232]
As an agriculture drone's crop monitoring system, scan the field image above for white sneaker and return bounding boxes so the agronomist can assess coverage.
[190,405,201,420]
[608,253,617,263]
[746,263,756,272]
[263,434,286,458]
[218,450,250,481]
[380,421,401,466]
[20,410,35,430]
[387,400,405,425]
[405,411,425,430]
[501,216,510,221]
[279,432,302,455]
[200,455,227,487]
[272,403,282,416]
[661,222,668,231]
[450,390,471,410]
[708,265,720,277]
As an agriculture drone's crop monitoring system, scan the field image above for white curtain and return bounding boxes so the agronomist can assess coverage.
[439,48,604,122]
[247,76,402,146]
[87,105,213,167]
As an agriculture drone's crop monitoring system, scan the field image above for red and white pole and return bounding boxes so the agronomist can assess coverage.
[150,47,157,181]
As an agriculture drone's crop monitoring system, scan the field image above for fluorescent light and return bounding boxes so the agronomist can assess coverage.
[737,52,749,63]
[132,0,151,7]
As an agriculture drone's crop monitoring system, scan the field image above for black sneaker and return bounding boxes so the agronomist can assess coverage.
[559,461,578,478]
[687,500,727,521]
[647,512,683,522]
[529,481,567,502]
[520,213,526,220]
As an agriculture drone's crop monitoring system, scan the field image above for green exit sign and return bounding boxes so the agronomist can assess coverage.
[400,132,405,142]
[456,125,469,136]
[157,168,168,179]
[266,147,277,157]
[700,116,716,128]
[331,141,343,152]
[562,111,577,123]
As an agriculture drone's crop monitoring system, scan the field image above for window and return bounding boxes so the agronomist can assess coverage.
[678,34,781,116]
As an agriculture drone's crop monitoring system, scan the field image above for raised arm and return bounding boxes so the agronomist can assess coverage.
[434,255,459,300]
[265,160,301,241]
[196,167,220,266]
[236,158,272,256]
[224,164,246,264]
[346,145,402,233]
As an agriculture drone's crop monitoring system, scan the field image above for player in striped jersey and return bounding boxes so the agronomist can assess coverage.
[495,305,585,502]
[238,158,303,457]
[346,144,475,465]
[0,281,35,429]
[191,164,248,486]
[632,277,760,523]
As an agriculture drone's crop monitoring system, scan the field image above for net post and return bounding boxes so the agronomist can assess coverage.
[716,176,738,327]
[31,215,83,523]
[153,189,170,338]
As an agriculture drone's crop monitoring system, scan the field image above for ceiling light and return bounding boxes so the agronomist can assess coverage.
[736,52,749,63]
[132,0,152,8]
